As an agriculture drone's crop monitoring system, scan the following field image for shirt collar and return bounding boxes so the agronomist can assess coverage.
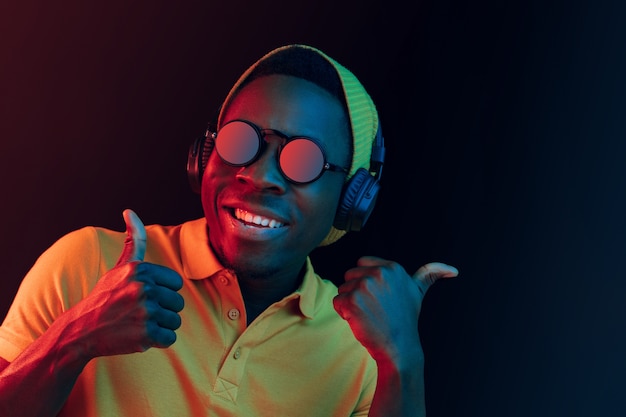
[180,218,321,319]
[180,218,225,280]
[292,257,320,319]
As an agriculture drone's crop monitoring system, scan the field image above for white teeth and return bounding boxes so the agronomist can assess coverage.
[234,209,284,228]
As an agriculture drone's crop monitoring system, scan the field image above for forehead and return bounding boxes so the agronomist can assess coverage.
[220,74,351,158]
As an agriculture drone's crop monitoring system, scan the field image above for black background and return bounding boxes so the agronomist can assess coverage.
[1,1,626,416]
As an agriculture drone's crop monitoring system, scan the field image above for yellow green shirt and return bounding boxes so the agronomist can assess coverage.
[0,218,376,416]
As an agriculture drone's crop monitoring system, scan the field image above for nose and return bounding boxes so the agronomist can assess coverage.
[235,140,287,193]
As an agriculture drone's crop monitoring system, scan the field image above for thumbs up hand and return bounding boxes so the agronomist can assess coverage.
[69,209,184,359]
[333,256,457,363]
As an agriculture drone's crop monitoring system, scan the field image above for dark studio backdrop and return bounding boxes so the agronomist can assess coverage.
[1,1,625,416]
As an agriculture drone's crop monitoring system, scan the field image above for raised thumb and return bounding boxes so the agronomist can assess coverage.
[413,262,458,289]
[115,209,147,267]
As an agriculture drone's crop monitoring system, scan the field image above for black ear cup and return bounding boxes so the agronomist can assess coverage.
[186,133,214,194]
[332,122,385,232]
[333,168,381,232]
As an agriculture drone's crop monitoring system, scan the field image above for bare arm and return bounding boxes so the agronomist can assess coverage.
[334,258,458,417]
[0,303,96,416]
[0,210,184,417]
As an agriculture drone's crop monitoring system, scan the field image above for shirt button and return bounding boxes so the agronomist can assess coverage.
[219,276,229,285]
[233,347,241,359]
[227,308,240,320]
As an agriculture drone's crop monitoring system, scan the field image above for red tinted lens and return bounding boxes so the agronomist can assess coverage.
[215,121,260,165]
[279,138,325,183]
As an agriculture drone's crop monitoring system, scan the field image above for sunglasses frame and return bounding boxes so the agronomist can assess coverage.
[214,119,349,184]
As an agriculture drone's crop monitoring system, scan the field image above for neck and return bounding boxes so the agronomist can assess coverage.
[237,264,305,324]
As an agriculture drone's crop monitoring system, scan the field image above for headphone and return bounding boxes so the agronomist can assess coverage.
[187,122,385,232]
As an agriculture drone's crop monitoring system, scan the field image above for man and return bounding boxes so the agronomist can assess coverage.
[0,44,457,416]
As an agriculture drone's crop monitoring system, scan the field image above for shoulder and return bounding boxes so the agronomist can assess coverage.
[46,220,194,268]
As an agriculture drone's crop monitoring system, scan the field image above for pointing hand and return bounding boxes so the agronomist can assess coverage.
[334,256,458,362]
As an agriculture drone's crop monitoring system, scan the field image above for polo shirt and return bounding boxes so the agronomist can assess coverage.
[0,218,377,416]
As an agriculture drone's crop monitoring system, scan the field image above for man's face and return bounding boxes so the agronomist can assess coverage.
[201,74,351,279]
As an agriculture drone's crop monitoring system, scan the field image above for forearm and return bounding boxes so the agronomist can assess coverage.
[0,311,92,417]
[368,353,426,417]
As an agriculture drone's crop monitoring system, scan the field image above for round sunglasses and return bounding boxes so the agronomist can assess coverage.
[214,119,349,184]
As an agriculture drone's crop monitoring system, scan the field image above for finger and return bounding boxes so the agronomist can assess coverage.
[332,296,351,321]
[123,209,147,262]
[152,284,185,312]
[355,255,389,268]
[336,277,360,294]
[342,256,391,283]
[115,209,147,266]
[146,322,177,348]
[141,263,184,292]
[414,262,459,288]
[153,307,182,330]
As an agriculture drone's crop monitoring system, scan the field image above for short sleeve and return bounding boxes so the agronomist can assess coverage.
[0,227,105,362]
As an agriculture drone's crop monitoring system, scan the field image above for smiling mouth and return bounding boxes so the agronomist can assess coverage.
[234,208,285,228]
